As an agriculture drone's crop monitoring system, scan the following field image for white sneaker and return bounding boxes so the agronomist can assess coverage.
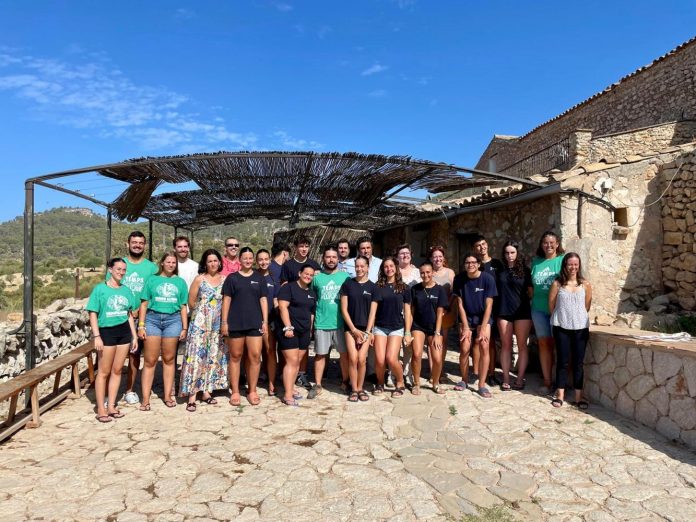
[124,391,139,405]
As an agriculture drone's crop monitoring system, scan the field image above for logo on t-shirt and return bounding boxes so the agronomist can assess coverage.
[154,282,179,303]
[123,272,146,293]
[250,280,259,285]
[106,294,131,318]
[475,287,484,293]
[362,291,372,296]
[320,280,341,302]
[534,267,556,290]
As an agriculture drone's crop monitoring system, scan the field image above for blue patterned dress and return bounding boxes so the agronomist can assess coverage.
[179,278,228,395]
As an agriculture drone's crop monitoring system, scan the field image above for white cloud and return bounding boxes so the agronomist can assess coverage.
[273,130,323,150]
[273,2,293,12]
[174,8,195,20]
[368,89,387,98]
[361,63,389,76]
[0,50,265,151]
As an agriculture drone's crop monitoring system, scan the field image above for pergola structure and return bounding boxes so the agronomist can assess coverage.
[17,150,545,376]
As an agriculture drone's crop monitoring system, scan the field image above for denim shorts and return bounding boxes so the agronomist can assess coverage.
[145,310,183,338]
[531,310,552,339]
[373,325,405,337]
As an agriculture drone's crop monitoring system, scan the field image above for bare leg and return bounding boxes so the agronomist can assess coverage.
[429,337,444,389]
[227,338,245,404]
[264,329,278,394]
[95,347,116,417]
[107,345,129,413]
[126,348,141,392]
[458,337,472,384]
[373,335,387,388]
[411,331,425,393]
[357,341,369,391]
[282,349,300,402]
[140,337,161,406]
[339,352,349,383]
[161,338,178,403]
[314,354,327,387]
[538,336,555,388]
[385,336,404,388]
[245,336,263,404]
[477,339,490,391]
[498,318,513,385]
[514,320,532,385]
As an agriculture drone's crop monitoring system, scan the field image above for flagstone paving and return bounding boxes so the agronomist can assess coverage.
[2,352,696,521]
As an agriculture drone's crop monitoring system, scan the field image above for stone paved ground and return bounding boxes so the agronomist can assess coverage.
[2,350,696,521]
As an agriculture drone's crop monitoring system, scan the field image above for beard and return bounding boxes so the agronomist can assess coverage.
[129,248,144,260]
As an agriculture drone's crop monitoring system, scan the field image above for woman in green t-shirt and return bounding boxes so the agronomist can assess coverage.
[87,257,138,423]
[530,231,565,395]
[137,251,189,410]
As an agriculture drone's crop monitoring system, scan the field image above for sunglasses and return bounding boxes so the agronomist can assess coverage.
[226,243,240,248]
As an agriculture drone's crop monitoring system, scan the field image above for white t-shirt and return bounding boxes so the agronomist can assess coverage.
[178,258,199,290]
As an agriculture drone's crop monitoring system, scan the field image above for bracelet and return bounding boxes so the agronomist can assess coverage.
[93,334,101,338]
[282,326,294,332]
[137,326,146,330]
[404,331,411,336]
[138,322,145,326]
[434,331,442,336]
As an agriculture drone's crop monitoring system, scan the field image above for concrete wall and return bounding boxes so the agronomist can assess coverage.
[585,328,696,449]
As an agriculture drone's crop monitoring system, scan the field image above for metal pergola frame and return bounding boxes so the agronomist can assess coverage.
[14,151,543,391]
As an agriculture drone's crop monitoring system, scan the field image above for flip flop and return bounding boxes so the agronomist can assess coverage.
[432,385,447,395]
[453,381,467,391]
[500,383,512,391]
[574,400,589,410]
[229,395,241,407]
[477,387,492,399]
[202,397,218,405]
[96,414,113,423]
[551,398,564,408]
[280,397,299,407]
[164,400,177,408]
[186,402,197,412]
[108,410,125,418]
[247,393,260,406]
[139,404,151,412]
[411,386,421,396]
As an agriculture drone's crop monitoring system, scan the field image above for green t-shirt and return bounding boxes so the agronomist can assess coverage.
[141,275,189,314]
[86,282,138,328]
[530,255,564,313]
[107,258,158,302]
[311,270,351,330]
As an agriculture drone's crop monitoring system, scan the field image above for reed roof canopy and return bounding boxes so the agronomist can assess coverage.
[30,151,543,231]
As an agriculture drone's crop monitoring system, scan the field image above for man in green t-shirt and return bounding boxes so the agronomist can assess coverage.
[120,231,158,404]
[308,246,351,398]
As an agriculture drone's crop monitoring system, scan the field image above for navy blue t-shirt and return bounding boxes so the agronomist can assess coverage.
[372,283,412,330]
[262,272,277,313]
[269,260,283,298]
[276,281,316,333]
[452,271,497,325]
[222,271,268,331]
[497,266,532,317]
[280,258,321,283]
[410,283,448,330]
[340,278,377,329]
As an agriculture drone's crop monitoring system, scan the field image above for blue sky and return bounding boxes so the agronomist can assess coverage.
[0,0,694,222]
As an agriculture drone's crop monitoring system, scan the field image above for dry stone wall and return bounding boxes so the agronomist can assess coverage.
[0,298,90,381]
[584,330,696,448]
[661,150,696,310]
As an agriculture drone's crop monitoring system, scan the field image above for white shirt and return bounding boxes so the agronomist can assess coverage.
[178,258,199,290]
[345,256,382,282]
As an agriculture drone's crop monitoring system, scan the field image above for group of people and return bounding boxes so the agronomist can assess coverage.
[86,230,592,422]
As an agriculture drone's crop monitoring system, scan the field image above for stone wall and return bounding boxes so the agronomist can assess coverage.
[588,121,696,164]
[585,328,696,448]
[476,39,696,174]
[0,298,90,381]
[661,150,696,310]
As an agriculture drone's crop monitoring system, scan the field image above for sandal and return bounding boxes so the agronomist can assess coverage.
[186,402,197,412]
[348,391,359,402]
[247,393,260,406]
[280,397,299,407]
[551,398,564,408]
[574,400,589,410]
[164,400,177,408]
[511,380,526,390]
[358,390,370,402]
[292,391,304,401]
[477,387,492,399]
[96,414,113,423]
[411,385,421,396]
[229,394,241,407]
[453,380,467,391]
[391,387,405,398]
[501,383,511,391]
[108,410,125,418]
[372,384,384,396]
[139,404,151,412]
[202,397,218,405]
[432,385,446,395]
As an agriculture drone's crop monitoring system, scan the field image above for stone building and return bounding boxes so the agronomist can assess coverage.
[375,36,696,325]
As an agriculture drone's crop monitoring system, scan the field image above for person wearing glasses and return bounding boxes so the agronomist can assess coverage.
[221,236,241,276]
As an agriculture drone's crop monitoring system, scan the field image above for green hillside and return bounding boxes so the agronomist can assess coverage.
[0,207,289,311]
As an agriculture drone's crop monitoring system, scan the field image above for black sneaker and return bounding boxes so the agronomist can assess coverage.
[296,373,311,390]
[307,384,322,399]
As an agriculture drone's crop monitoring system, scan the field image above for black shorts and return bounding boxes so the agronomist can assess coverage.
[498,309,532,322]
[228,328,262,338]
[278,329,311,350]
[412,323,436,337]
[100,321,133,346]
